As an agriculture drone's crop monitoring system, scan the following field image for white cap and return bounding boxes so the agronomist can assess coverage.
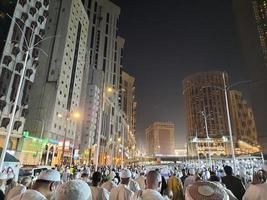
[0,172,7,180]
[11,190,47,200]
[109,171,116,179]
[105,169,110,176]
[6,185,27,200]
[185,181,228,200]
[37,169,61,182]
[189,168,195,175]
[55,180,91,200]
[262,161,267,172]
[120,169,132,179]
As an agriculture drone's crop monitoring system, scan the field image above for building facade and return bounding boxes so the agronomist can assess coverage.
[24,0,89,165]
[81,0,132,166]
[183,71,260,157]
[229,90,259,154]
[121,71,136,150]
[233,0,267,153]
[145,122,175,156]
[0,0,49,151]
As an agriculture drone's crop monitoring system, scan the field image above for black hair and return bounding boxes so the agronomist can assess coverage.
[224,165,233,176]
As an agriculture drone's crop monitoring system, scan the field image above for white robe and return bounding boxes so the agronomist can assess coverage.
[129,179,141,192]
[90,186,109,200]
[135,176,145,190]
[109,184,134,200]
[132,189,166,200]
[242,182,267,200]
[101,180,117,192]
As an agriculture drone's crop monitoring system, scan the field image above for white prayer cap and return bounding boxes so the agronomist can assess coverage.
[109,171,116,179]
[262,161,267,172]
[11,190,47,200]
[120,169,132,179]
[105,169,110,176]
[189,168,195,175]
[37,169,61,182]
[0,172,7,180]
[185,181,229,200]
[55,180,91,200]
[6,185,27,200]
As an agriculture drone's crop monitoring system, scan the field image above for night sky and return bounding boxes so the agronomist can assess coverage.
[117,0,245,148]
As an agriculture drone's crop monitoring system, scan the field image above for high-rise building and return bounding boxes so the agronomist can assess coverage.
[145,122,175,156]
[229,90,259,154]
[81,0,130,165]
[233,0,267,152]
[121,71,136,148]
[0,0,50,150]
[183,71,260,156]
[24,0,89,165]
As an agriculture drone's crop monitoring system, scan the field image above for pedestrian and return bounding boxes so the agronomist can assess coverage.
[180,169,187,186]
[32,169,61,200]
[132,170,167,200]
[10,190,47,200]
[55,180,92,200]
[90,171,109,200]
[0,173,7,194]
[101,171,117,192]
[110,169,134,200]
[167,172,183,200]
[242,162,267,200]
[135,171,146,190]
[184,168,198,191]
[20,176,32,189]
[221,165,245,200]
[185,181,229,200]
[5,185,26,200]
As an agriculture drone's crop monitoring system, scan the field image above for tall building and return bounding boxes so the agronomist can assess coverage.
[81,0,131,165]
[183,71,260,156]
[0,0,50,150]
[121,71,136,148]
[24,0,89,165]
[229,90,259,154]
[233,0,267,152]
[145,122,175,156]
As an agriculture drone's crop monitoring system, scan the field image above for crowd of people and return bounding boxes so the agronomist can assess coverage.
[0,161,266,200]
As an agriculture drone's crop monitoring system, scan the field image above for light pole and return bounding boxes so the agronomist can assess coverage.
[0,14,57,170]
[200,108,212,169]
[58,111,80,165]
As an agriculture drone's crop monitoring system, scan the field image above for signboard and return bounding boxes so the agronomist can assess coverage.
[58,140,70,150]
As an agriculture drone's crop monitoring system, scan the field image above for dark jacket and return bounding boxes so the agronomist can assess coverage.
[221,175,245,200]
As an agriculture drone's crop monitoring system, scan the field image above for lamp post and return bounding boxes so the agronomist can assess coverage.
[200,109,212,169]
[58,111,80,165]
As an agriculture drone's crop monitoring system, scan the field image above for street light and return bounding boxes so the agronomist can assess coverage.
[57,111,80,165]
[0,14,56,170]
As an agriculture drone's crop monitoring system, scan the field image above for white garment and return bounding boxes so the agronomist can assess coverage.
[101,180,117,192]
[242,182,267,200]
[135,176,145,190]
[90,186,109,200]
[132,189,165,200]
[129,179,141,192]
[109,184,134,200]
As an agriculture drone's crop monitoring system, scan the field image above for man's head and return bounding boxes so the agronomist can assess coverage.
[182,169,187,176]
[145,170,161,191]
[32,169,61,198]
[120,169,132,185]
[92,172,102,186]
[224,166,233,176]
[55,180,92,200]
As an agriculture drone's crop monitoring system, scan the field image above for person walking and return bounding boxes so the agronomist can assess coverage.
[221,165,245,200]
